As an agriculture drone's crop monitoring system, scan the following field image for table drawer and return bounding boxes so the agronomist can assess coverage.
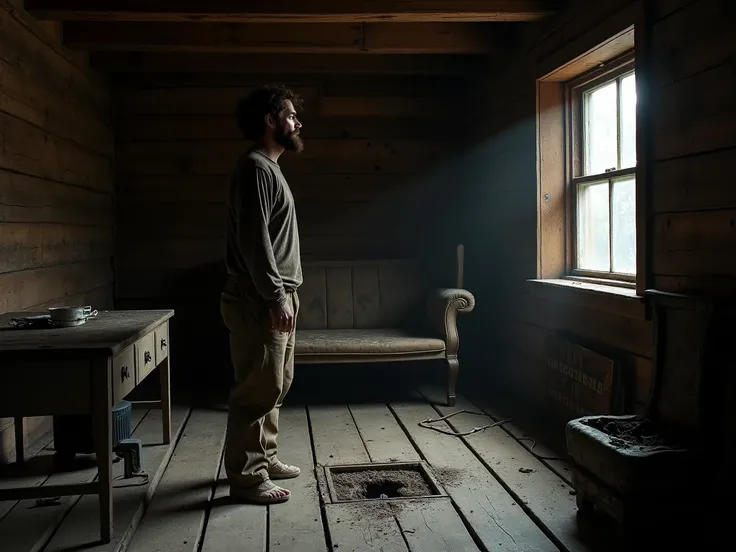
[136,332,156,383]
[112,346,135,404]
[154,323,169,365]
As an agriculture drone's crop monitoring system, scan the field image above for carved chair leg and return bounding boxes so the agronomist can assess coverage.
[446,356,459,407]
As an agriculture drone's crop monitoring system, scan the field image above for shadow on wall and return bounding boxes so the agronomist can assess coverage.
[169,260,232,397]
[116,260,232,399]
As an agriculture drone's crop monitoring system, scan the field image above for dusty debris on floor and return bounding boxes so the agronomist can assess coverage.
[432,465,466,486]
[581,417,669,448]
[331,468,433,500]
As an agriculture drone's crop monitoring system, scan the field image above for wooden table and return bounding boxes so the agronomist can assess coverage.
[0,309,174,543]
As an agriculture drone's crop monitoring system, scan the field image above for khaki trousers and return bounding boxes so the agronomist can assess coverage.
[220,285,300,489]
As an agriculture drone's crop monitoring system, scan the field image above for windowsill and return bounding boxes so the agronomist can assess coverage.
[532,276,638,296]
[525,277,646,320]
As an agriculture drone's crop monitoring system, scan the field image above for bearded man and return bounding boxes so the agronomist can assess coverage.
[220,84,304,504]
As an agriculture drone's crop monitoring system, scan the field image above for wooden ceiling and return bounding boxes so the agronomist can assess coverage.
[23,0,561,72]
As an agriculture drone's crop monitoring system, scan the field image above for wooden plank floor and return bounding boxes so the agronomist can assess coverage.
[0,386,623,552]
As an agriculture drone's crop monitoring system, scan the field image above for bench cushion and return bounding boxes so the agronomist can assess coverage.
[295,329,445,357]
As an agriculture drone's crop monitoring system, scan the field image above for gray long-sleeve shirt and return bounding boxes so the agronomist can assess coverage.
[225,149,302,307]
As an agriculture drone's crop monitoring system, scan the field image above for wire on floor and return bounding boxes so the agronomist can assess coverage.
[419,409,511,437]
[418,409,569,463]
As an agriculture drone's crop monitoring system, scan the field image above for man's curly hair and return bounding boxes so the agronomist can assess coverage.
[235,84,304,141]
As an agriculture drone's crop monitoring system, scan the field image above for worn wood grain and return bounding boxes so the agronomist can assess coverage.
[324,502,409,552]
[0,223,112,274]
[308,405,370,466]
[507,320,653,408]
[26,0,555,23]
[392,401,558,551]
[93,52,482,75]
[43,406,190,552]
[0,260,113,314]
[0,172,113,225]
[517,292,653,358]
[199,457,266,552]
[115,139,443,176]
[0,3,108,118]
[0,430,53,516]
[116,114,448,141]
[653,274,736,295]
[31,284,114,312]
[0,113,112,191]
[0,410,146,552]
[655,209,736,256]
[1,0,109,479]
[0,309,173,355]
[460,388,577,484]
[395,499,483,552]
[534,0,636,76]
[0,61,112,157]
[525,279,645,320]
[117,85,319,116]
[652,58,736,160]
[125,408,226,552]
[651,0,735,86]
[419,386,616,552]
[3,389,643,551]
[113,67,456,313]
[349,404,421,463]
[325,497,483,552]
[113,232,422,299]
[115,238,226,273]
[63,21,496,55]
[652,148,736,213]
[115,200,426,242]
[269,407,327,552]
[117,173,436,204]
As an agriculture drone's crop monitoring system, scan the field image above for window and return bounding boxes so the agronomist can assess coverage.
[536,26,643,293]
[567,54,637,282]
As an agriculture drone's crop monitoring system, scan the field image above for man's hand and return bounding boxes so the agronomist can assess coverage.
[269,301,295,333]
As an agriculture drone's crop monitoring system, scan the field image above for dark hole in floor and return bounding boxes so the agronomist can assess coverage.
[331,468,437,501]
[365,480,403,498]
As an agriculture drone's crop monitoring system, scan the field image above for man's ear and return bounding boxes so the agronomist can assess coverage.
[265,114,276,129]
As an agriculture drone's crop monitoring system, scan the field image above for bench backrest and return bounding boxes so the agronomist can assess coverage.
[296,259,426,330]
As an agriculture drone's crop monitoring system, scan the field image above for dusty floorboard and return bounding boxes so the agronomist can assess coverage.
[0,386,625,552]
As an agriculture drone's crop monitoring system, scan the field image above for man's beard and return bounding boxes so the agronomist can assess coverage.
[276,127,304,153]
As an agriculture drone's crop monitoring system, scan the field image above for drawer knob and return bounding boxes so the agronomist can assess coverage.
[121,366,130,381]
[144,351,152,364]
[160,338,167,348]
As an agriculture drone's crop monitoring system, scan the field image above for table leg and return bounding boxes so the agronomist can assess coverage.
[160,356,172,444]
[93,357,113,543]
[14,417,24,464]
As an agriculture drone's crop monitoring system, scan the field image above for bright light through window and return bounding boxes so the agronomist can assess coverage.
[574,69,637,277]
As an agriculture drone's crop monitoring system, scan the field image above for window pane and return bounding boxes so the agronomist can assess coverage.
[577,181,610,272]
[584,81,618,175]
[612,176,637,274]
[620,72,637,169]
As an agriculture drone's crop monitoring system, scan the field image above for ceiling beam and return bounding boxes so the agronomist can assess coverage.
[90,52,486,75]
[62,22,500,54]
[26,1,557,23]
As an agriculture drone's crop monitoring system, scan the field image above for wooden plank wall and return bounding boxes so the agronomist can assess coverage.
[113,68,468,392]
[458,0,735,418]
[0,1,114,462]
[649,0,736,294]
